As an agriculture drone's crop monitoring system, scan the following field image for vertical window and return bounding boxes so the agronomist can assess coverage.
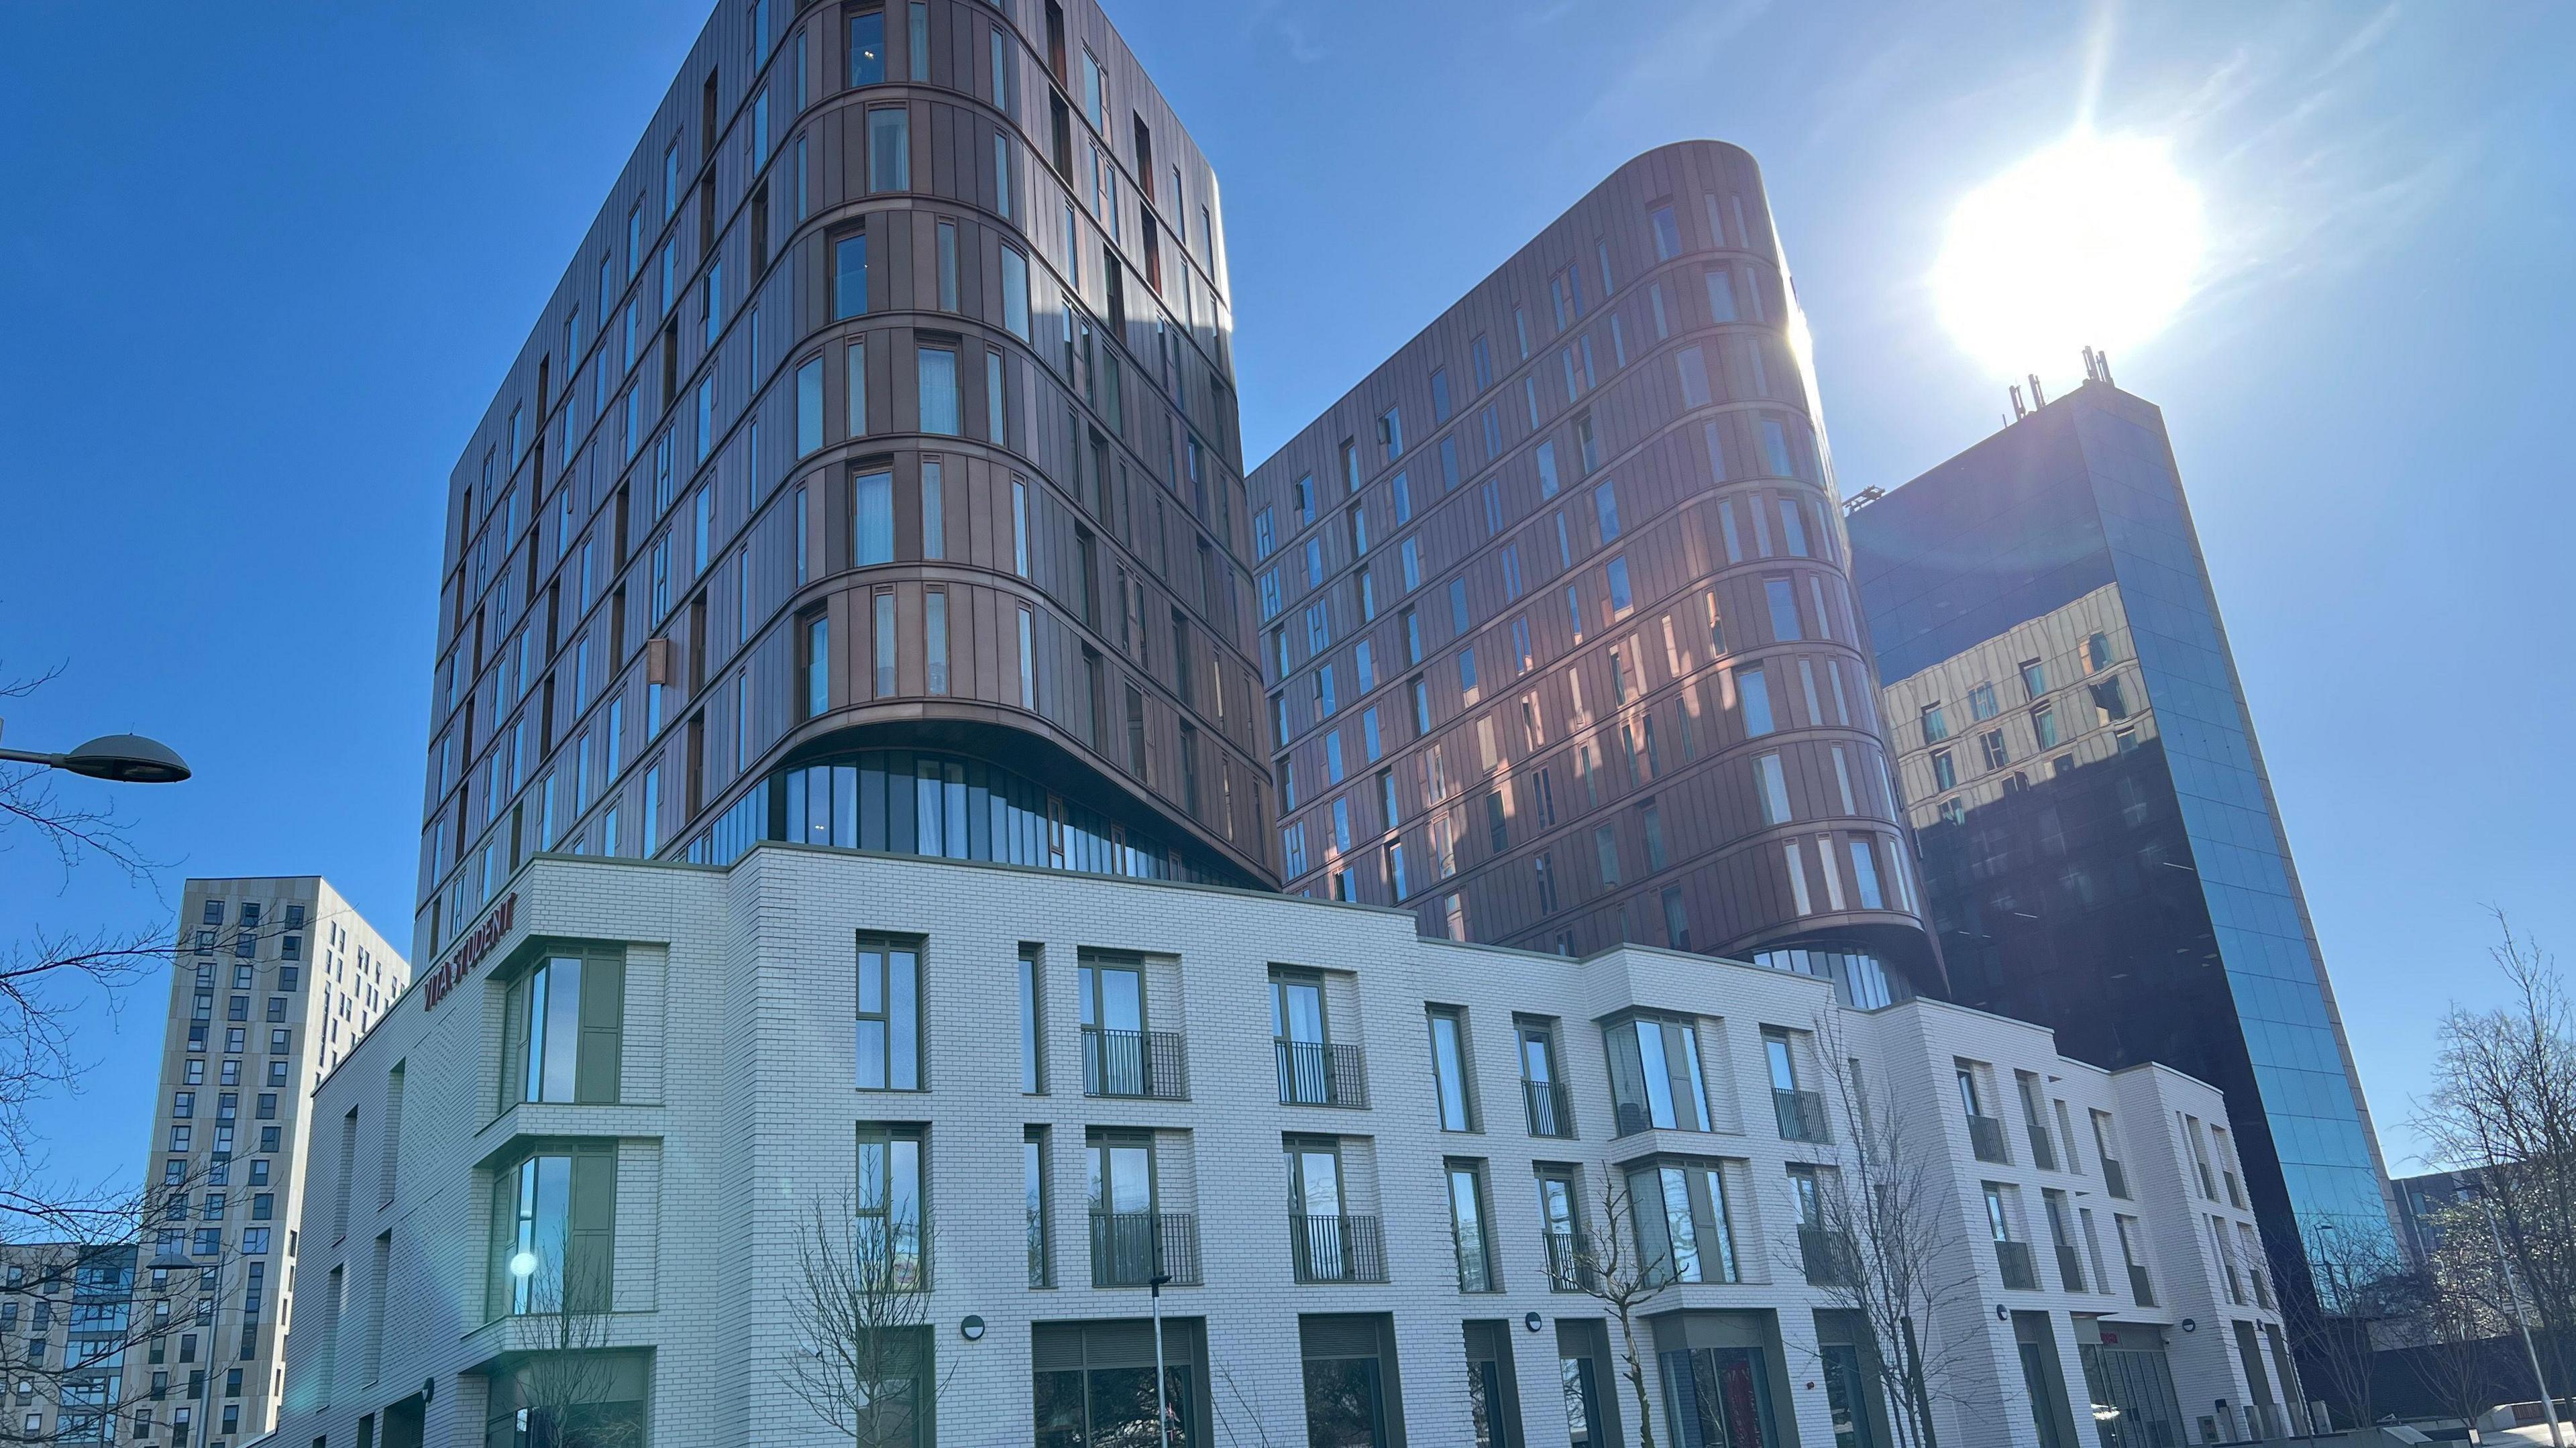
[853,1125,926,1289]
[917,345,961,435]
[1018,606,1036,708]
[924,590,950,695]
[854,936,922,1091]
[1012,480,1030,577]
[1001,248,1032,339]
[804,614,830,717]
[1765,578,1802,641]
[1756,753,1791,824]
[855,468,895,564]
[1677,345,1711,408]
[1739,666,1775,736]
[874,592,898,697]
[850,9,891,82]
[835,233,868,319]
[1428,1007,1476,1131]
[868,107,910,191]
[908,1,929,80]
[796,356,824,454]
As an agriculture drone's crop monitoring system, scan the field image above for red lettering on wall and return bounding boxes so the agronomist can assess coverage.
[422,893,517,1011]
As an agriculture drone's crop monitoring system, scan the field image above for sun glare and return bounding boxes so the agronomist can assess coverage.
[1933,131,2204,379]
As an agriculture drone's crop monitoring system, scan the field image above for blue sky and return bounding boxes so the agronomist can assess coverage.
[1,1,2567,1198]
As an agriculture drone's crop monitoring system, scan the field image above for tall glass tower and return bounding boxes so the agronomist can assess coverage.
[1847,378,2400,1311]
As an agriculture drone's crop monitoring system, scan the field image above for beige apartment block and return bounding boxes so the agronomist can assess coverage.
[133,877,407,1448]
[272,846,2297,1447]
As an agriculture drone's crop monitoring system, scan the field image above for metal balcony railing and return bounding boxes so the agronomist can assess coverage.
[2224,1170,2247,1210]
[1082,1026,1189,1101]
[2251,1266,2275,1310]
[2054,1241,2088,1293]
[1523,1079,1575,1139]
[2224,1266,2247,1305]
[1289,1214,1387,1284]
[1775,1089,1830,1144]
[1800,1226,1857,1287]
[1542,1229,1595,1292]
[2128,1262,2156,1307]
[2101,1156,2130,1199]
[2027,1121,2059,1171]
[1275,1038,1368,1108]
[2198,1163,2219,1201]
[1089,1211,1200,1288]
[1968,1114,2010,1164]
[1994,1239,2038,1291]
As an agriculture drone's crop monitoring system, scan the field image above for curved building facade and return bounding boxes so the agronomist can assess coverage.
[1250,142,1939,998]
[418,0,1272,957]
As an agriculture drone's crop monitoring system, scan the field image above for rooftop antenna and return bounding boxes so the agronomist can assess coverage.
[2028,373,2048,408]
[2009,384,2028,421]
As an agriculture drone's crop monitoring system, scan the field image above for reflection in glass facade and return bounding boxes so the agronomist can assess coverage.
[686,747,1253,889]
[1849,382,2399,1308]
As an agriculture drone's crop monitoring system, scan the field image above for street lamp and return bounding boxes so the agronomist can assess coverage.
[0,726,192,784]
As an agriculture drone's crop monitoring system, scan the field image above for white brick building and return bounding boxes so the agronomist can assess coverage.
[270,846,2300,1447]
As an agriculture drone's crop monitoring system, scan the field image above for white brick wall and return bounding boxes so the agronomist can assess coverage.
[270,846,2290,1447]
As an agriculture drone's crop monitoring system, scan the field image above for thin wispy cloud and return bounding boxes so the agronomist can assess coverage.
[1240,0,1327,64]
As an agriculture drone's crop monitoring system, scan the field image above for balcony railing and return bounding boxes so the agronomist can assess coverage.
[2027,1121,2059,1171]
[1968,1114,2010,1164]
[1289,1214,1387,1284]
[1542,1229,1596,1292]
[2101,1156,2130,1199]
[2198,1163,2218,1201]
[1089,1211,1201,1288]
[1276,1038,1368,1108]
[2128,1262,2156,1307]
[2224,1170,2247,1209]
[1995,1239,2038,1291]
[2224,1266,2247,1306]
[2054,1240,2088,1293]
[1523,1079,1575,1139]
[1775,1089,1830,1144]
[1082,1026,1189,1101]
[1800,1226,1857,1288]
[2251,1265,2275,1310]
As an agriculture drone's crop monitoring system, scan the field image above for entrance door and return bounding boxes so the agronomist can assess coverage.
[1080,957,1148,1095]
[1286,1141,1346,1279]
[1662,1345,1779,1447]
[2018,1341,2069,1448]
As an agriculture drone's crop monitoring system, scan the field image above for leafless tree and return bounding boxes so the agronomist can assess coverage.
[785,1195,948,1446]
[1209,1358,1283,1448]
[2285,1218,2415,1431]
[2415,912,2576,1398]
[0,662,179,1188]
[1776,1011,1975,1448]
[2392,1207,2513,1431]
[1543,1162,1674,1448]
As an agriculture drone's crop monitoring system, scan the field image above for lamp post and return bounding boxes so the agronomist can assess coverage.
[1150,1270,1173,1447]
[0,725,193,784]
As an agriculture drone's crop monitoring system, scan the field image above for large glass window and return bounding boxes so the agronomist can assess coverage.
[500,948,625,1106]
[847,9,885,85]
[1625,1160,1737,1285]
[1448,1161,1497,1292]
[1604,1016,1712,1134]
[855,936,922,1091]
[488,1143,616,1317]
[834,233,868,319]
[1035,1321,1205,1448]
[868,107,910,192]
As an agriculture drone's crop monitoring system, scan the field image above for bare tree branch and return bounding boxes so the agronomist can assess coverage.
[784,1193,949,1446]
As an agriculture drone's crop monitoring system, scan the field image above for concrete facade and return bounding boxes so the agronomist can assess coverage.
[135,877,407,1448]
[273,847,2294,1447]
[1245,140,1939,1001]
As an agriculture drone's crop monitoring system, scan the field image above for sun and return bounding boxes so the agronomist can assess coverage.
[1932,130,2204,380]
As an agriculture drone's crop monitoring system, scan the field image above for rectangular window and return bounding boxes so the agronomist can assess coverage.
[874,592,898,697]
[488,1144,616,1316]
[1605,1015,1713,1134]
[500,947,625,1106]
[854,1125,928,1289]
[805,614,830,717]
[855,468,896,564]
[1428,1007,1477,1132]
[1018,606,1036,708]
[868,107,910,191]
[1001,247,1031,339]
[1740,666,1774,736]
[1765,577,1802,642]
[918,345,960,434]
[796,356,824,454]
[854,936,923,1091]
[835,233,869,319]
[1448,1160,1497,1292]
[1756,753,1791,824]
[924,590,950,695]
